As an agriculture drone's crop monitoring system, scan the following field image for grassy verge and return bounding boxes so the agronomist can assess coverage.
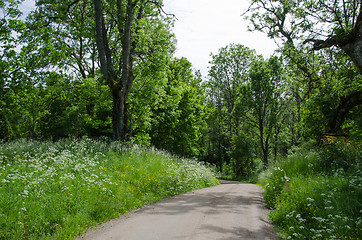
[259,142,361,239]
[0,138,219,240]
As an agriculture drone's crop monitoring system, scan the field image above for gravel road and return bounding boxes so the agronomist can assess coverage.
[78,181,275,240]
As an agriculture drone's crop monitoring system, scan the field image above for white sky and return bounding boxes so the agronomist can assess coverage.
[19,0,278,78]
[163,0,278,77]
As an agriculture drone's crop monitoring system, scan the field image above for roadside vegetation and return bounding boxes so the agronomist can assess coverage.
[1,1,362,239]
[0,138,219,240]
[259,141,361,239]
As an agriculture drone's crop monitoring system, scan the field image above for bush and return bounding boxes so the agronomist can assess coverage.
[317,141,361,173]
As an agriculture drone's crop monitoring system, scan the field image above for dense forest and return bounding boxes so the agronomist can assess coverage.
[1,0,361,176]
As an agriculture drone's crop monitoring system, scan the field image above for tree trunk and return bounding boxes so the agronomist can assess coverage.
[259,122,269,166]
[326,90,362,133]
[263,148,268,167]
[340,10,362,75]
[94,0,137,141]
[111,88,125,140]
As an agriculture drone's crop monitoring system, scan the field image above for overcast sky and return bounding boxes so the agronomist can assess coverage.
[163,0,278,77]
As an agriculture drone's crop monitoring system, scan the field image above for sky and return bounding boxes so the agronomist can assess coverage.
[18,0,278,78]
[162,0,278,77]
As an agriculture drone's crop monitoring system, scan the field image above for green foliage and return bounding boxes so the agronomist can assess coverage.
[259,143,361,239]
[1,72,113,140]
[148,58,207,157]
[205,44,258,174]
[74,78,112,137]
[0,138,219,240]
[234,55,286,165]
[297,50,362,138]
[246,0,362,136]
[228,129,257,177]
[298,98,327,139]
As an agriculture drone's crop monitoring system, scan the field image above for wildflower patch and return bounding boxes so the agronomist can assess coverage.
[0,138,219,239]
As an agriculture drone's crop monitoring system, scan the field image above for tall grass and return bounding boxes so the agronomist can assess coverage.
[259,142,361,239]
[0,138,219,240]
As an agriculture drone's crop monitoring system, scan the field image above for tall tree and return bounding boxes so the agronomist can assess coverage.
[245,0,362,134]
[22,0,174,140]
[94,0,174,140]
[0,0,32,139]
[234,56,284,166]
[206,44,256,172]
[208,44,256,138]
[149,58,207,157]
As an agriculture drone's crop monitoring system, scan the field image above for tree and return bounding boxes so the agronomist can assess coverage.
[246,0,361,69]
[208,44,256,138]
[22,0,175,140]
[234,56,284,166]
[0,0,33,139]
[206,44,257,172]
[149,58,206,157]
[245,0,362,135]
[94,0,174,140]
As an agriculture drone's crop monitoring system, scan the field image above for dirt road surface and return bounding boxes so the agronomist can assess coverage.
[78,181,275,240]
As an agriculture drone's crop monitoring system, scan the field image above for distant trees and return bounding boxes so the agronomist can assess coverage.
[205,44,293,172]
[234,56,285,166]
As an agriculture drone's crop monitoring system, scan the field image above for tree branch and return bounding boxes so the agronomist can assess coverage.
[146,0,178,19]
[303,38,338,50]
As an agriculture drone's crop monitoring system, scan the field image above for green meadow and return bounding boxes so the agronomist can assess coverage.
[0,138,219,240]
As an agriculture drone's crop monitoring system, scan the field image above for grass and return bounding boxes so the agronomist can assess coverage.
[0,138,219,240]
[259,142,361,239]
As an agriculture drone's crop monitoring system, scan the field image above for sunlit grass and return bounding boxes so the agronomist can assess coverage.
[259,143,361,239]
[0,138,219,240]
